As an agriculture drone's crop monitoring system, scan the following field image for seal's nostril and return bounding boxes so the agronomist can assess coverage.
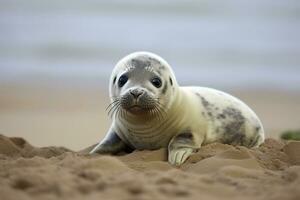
[130,90,143,98]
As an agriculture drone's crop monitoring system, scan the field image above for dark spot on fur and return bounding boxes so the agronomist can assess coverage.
[156,70,163,76]
[222,107,244,119]
[252,134,261,147]
[195,93,210,109]
[200,96,210,108]
[159,65,165,70]
[217,114,226,119]
[245,132,262,148]
[113,76,117,84]
[148,56,162,66]
[161,82,168,94]
[220,107,246,146]
[255,126,261,133]
[131,58,151,68]
[196,93,217,121]
[169,77,173,86]
[244,126,262,147]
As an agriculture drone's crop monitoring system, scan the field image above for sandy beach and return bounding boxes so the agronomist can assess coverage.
[0,134,299,200]
[1,0,300,199]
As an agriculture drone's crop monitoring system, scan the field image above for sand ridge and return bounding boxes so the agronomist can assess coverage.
[0,134,299,200]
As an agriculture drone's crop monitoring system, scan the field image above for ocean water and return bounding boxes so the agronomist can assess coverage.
[0,0,300,90]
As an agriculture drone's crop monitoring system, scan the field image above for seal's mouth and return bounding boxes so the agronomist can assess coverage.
[130,105,140,108]
[127,105,148,114]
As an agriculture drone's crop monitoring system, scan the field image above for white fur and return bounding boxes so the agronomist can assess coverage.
[91,52,265,166]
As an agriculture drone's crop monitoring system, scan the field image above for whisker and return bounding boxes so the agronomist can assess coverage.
[116,106,120,119]
[107,101,119,115]
[107,105,116,117]
[152,106,162,121]
[155,102,167,119]
[150,109,155,120]
[108,102,121,118]
[106,99,120,111]
[120,108,125,119]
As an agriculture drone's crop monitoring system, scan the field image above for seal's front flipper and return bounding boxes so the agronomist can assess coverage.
[168,132,202,166]
[168,147,193,166]
[89,130,129,155]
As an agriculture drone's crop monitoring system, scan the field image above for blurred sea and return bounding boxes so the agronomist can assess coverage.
[1,0,300,90]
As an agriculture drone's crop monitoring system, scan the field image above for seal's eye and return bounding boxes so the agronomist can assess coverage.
[151,77,162,88]
[118,75,128,87]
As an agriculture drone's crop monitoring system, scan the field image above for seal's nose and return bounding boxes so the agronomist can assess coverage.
[130,89,143,99]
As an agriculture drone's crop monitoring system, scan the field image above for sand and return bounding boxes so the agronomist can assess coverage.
[0,135,299,200]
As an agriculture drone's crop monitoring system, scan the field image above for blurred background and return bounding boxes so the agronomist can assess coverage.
[0,0,299,150]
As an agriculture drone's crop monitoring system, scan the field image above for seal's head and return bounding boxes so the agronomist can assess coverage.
[108,52,178,119]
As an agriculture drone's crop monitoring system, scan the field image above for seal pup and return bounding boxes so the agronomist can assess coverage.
[90,52,265,166]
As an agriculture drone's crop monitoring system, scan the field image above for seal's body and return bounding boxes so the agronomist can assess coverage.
[90,52,264,166]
